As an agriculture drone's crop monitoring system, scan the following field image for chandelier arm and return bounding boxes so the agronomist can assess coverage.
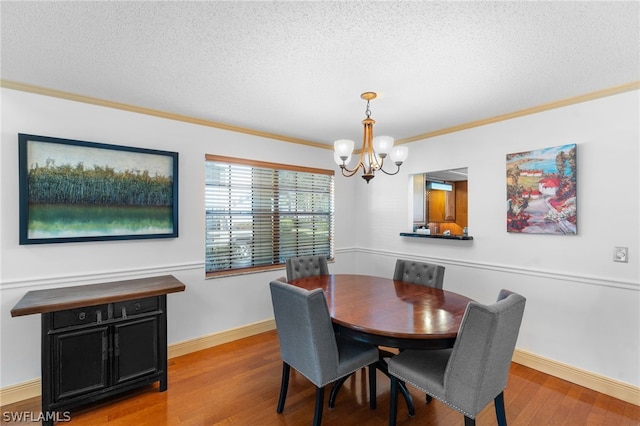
[378,162,402,176]
[340,164,362,177]
[339,153,367,177]
[373,152,385,171]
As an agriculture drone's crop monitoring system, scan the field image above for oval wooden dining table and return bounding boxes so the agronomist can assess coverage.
[288,273,475,415]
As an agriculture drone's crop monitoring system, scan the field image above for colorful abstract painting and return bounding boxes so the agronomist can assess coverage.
[506,144,577,234]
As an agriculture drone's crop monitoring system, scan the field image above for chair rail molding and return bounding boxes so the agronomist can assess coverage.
[355,247,639,292]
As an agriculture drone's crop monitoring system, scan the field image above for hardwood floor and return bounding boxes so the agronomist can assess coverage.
[2,330,638,425]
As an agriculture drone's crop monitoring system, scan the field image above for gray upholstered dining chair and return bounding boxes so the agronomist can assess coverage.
[391,259,447,403]
[393,259,445,289]
[390,259,446,405]
[269,279,379,426]
[388,289,526,426]
[286,255,330,282]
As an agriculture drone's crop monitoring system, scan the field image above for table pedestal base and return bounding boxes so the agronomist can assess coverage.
[328,350,415,417]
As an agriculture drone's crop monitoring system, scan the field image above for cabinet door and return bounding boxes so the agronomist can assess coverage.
[53,326,109,400]
[444,184,456,221]
[427,185,456,223]
[427,190,445,222]
[113,317,159,384]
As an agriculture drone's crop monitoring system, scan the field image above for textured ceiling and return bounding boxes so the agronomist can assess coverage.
[1,1,638,147]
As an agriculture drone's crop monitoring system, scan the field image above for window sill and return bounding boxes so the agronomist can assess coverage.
[399,232,474,241]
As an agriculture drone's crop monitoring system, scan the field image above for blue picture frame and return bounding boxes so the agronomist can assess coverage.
[19,134,178,244]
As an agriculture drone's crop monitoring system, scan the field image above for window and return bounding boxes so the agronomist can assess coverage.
[205,155,334,277]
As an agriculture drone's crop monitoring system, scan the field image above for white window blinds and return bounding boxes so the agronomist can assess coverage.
[205,155,334,276]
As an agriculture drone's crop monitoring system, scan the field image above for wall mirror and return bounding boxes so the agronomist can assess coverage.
[411,167,468,236]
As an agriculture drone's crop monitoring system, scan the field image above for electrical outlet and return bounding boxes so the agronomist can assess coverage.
[614,247,628,263]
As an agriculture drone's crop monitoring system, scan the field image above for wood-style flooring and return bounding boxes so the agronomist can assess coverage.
[1,330,638,425]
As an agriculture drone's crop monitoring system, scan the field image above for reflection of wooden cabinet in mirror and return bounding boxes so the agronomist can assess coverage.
[427,181,461,222]
[445,187,456,221]
[427,186,452,222]
[427,182,466,235]
[455,181,468,227]
[427,182,461,235]
[413,171,468,236]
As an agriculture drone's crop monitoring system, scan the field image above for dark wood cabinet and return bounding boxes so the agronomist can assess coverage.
[11,275,185,425]
[45,297,163,407]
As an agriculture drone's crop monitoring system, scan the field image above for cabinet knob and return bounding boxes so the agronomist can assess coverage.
[78,312,86,321]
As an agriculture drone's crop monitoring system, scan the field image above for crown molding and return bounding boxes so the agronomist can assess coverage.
[2,79,638,149]
[395,81,640,145]
[0,80,327,149]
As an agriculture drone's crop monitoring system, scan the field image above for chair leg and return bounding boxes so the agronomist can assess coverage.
[495,391,507,426]
[276,362,290,413]
[368,363,377,409]
[389,376,399,426]
[313,386,325,426]
[328,375,350,409]
[464,416,475,426]
[329,364,378,410]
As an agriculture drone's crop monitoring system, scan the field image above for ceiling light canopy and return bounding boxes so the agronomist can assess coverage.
[333,92,408,183]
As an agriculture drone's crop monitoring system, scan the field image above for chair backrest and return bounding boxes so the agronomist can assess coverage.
[444,289,526,416]
[393,259,445,289]
[286,256,330,281]
[269,280,339,386]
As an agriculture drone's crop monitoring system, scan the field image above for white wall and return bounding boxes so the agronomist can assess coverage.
[1,88,638,392]
[0,88,354,388]
[351,90,640,387]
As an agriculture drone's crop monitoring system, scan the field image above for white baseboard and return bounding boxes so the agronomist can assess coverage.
[0,378,41,407]
[167,318,276,358]
[512,348,640,406]
[2,320,638,408]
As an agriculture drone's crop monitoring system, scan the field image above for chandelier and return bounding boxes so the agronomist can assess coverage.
[333,92,408,183]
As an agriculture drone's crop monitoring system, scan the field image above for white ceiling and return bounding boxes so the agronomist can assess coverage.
[1,1,638,147]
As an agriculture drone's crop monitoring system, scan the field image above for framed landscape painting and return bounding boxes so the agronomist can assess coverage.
[19,134,178,244]
[506,143,577,234]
